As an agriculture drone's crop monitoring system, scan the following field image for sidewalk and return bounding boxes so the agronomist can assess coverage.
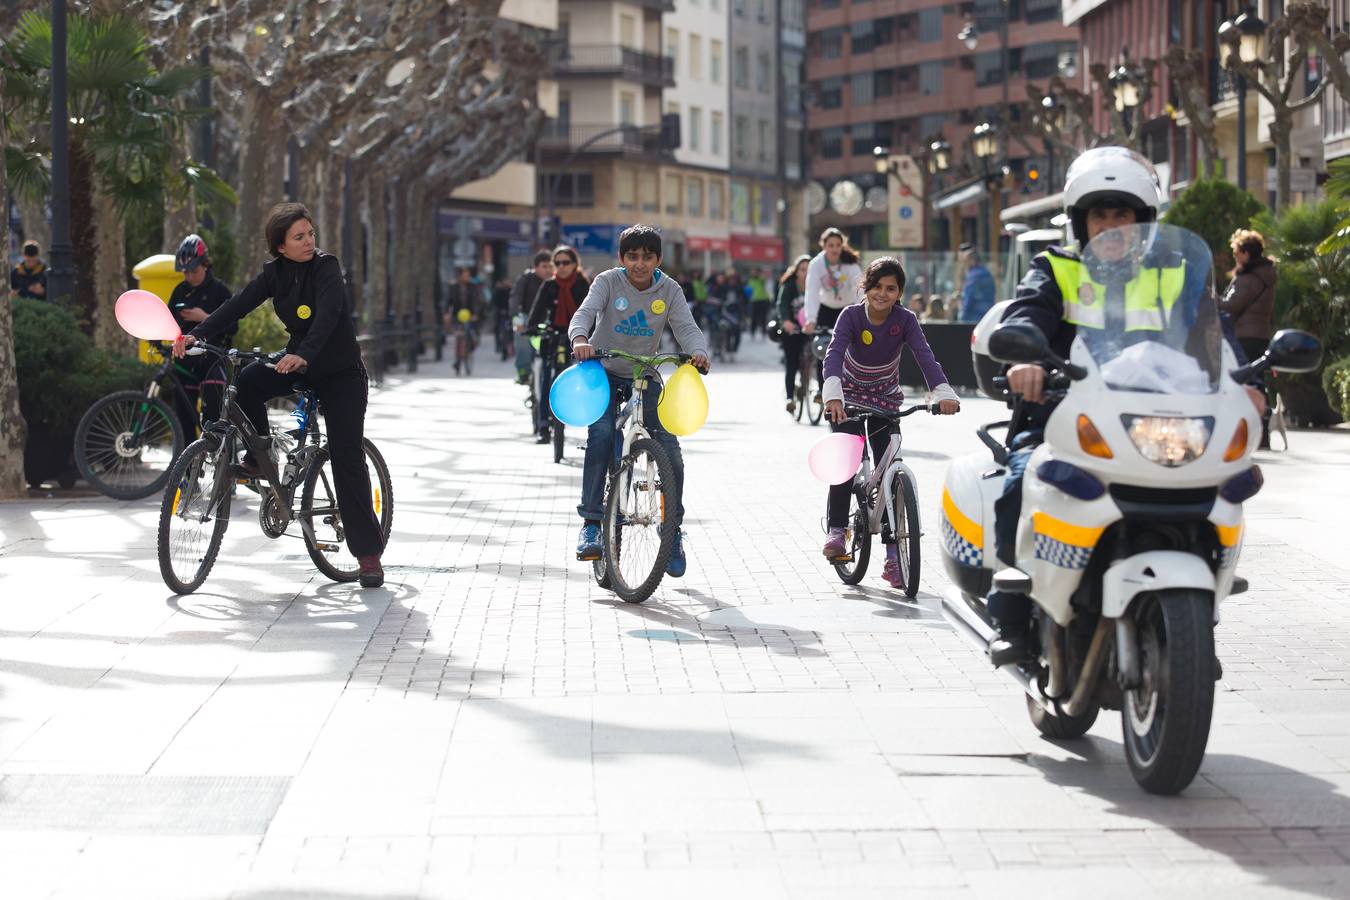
[0,336,1347,899]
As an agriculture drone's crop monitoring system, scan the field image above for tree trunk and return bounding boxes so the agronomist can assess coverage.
[1273,110,1293,212]
[69,136,98,332]
[164,130,198,245]
[91,180,133,354]
[235,94,285,267]
[0,107,29,498]
[367,173,389,324]
[16,191,50,252]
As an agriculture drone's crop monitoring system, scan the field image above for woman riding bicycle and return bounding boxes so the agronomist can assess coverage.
[172,202,386,588]
[167,233,234,438]
[776,254,811,414]
[527,245,590,443]
[820,257,960,588]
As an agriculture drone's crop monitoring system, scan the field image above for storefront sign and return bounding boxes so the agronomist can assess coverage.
[687,235,731,253]
[731,234,784,263]
[886,155,925,250]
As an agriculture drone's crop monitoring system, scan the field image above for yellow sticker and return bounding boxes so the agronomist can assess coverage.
[861,329,873,345]
[297,304,312,320]
[651,299,667,315]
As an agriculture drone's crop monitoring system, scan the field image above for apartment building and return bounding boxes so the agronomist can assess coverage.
[727,0,786,266]
[804,0,1078,256]
[1327,1,1350,164]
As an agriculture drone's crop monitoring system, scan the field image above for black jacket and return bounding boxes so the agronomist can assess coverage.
[510,270,546,317]
[192,251,360,378]
[169,273,235,340]
[527,276,590,331]
[10,260,47,299]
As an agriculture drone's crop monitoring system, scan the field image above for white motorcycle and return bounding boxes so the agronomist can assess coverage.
[939,224,1322,794]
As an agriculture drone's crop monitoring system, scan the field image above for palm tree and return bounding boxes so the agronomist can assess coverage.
[2,9,234,351]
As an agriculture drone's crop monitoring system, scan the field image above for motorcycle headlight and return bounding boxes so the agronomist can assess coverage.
[1120,416,1214,467]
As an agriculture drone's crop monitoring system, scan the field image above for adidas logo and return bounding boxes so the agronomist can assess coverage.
[614,310,655,338]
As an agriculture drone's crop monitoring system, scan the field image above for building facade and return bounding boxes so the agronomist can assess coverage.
[727,0,787,268]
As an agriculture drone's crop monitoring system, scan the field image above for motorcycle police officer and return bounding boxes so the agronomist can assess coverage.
[987,147,1267,666]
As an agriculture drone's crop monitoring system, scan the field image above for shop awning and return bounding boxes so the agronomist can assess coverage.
[932,178,987,211]
[1000,191,1065,224]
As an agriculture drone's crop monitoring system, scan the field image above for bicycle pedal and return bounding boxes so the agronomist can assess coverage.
[831,554,854,563]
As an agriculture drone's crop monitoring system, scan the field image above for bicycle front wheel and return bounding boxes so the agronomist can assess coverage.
[890,470,922,597]
[157,438,232,594]
[300,438,395,582]
[552,417,565,463]
[805,369,824,425]
[603,437,677,603]
[77,390,185,499]
[832,484,872,585]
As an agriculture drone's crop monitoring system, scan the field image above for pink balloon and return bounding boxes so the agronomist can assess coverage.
[808,432,866,484]
[115,289,181,341]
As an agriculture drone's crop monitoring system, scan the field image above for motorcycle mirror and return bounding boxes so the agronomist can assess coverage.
[988,322,1050,365]
[1264,328,1322,374]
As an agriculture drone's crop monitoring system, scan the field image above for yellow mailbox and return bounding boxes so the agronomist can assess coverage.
[131,254,183,363]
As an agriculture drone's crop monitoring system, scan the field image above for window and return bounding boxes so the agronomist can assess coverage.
[690,106,703,150]
[689,35,703,80]
[851,122,879,156]
[851,72,874,106]
[666,27,678,69]
[758,186,774,226]
[757,0,768,22]
[620,91,636,125]
[617,168,637,210]
[731,182,750,225]
[710,0,719,10]
[709,181,724,219]
[735,46,750,88]
[757,52,771,93]
[975,50,1016,86]
[817,27,844,59]
[818,127,843,159]
[711,111,724,154]
[918,7,943,42]
[688,178,704,217]
[619,13,636,49]
[557,90,572,128]
[851,18,893,54]
[1025,0,1061,25]
[920,113,945,138]
[550,172,594,207]
[734,115,749,160]
[711,40,724,84]
[919,60,943,95]
[819,77,843,109]
[640,170,658,213]
[758,120,772,162]
[665,174,682,215]
[1022,43,1062,80]
[667,101,680,126]
[733,0,745,17]
[874,69,894,98]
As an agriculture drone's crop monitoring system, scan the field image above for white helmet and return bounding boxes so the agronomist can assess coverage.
[1063,147,1163,248]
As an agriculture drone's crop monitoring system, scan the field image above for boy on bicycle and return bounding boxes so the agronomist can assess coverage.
[569,225,710,578]
[820,257,960,588]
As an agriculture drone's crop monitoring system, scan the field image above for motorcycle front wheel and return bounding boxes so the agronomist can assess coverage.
[1121,589,1216,795]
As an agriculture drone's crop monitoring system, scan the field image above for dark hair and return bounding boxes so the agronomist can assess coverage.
[818,226,859,265]
[533,250,553,266]
[618,224,662,258]
[552,244,579,265]
[22,240,39,256]
[779,254,812,286]
[862,256,907,295]
[265,202,313,258]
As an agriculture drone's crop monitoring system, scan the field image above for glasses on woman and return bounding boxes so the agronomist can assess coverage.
[554,258,576,267]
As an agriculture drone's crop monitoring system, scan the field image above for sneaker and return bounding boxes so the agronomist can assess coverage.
[577,524,602,561]
[666,529,687,578]
[785,399,796,414]
[881,558,904,589]
[357,555,384,588]
[822,527,847,558]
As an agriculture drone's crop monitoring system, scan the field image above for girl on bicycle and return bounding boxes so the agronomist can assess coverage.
[803,227,863,337]
[820,257,960,589]
[526,245,590,443]
[172,202,386,588]
[776,254,811,414]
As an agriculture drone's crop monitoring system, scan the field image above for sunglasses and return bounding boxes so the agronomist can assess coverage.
[554,258,577,266]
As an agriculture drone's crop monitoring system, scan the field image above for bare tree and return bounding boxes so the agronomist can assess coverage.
[1164,47,1221,175]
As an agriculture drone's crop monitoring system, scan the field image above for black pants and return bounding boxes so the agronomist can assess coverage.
[234,361,385,558]
[1238,337,1273,446]
[813,305,842,383]
[750,301,770,336]
[826,417,897,544]
[172,356,228,439]
[782,333,808,400]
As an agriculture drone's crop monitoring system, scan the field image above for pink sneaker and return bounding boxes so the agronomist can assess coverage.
[882,558,904,589]
[822,527,847,558]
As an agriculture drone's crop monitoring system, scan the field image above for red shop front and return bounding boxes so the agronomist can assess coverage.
[731,233,784,265]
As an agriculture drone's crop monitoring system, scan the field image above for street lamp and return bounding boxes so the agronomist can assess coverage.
[872,144,890,176]
[1218,9,1267,191]
[971,122,998,161]
[971,122,1002,271]
[927,138,951,175]
[1108,60,1142,134]
[958,22,979,51]
[1038,96,1065,189]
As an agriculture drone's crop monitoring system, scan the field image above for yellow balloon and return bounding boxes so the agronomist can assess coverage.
[657,364,709,436]
[456,308,472,323]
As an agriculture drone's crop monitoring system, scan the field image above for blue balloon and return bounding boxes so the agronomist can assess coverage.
[549,360,611,427]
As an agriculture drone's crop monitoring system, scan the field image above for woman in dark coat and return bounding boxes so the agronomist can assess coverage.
[1220,229,1278,448]
[174,202,386,586]
[527,244,590,443]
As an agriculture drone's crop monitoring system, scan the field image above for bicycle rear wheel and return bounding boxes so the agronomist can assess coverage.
[805,366,825,425]
[890,470,922,597]
[76,390,184,499]
[157,438,232,594]
[552,416,565,463]
[603,437,676,603]
[300,438,395,582]
[832,484,872,585]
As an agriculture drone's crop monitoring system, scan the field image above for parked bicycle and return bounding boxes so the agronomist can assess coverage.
[74,342,226,500]
[157,342,394,594]
[829,404,932,597]
[588,348,697,604]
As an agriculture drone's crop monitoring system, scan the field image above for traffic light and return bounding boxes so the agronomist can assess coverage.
[1024,166,1041,193]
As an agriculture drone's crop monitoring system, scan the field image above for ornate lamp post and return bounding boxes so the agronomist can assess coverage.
[1108,58,1143,136]
[1218,9,1267,192]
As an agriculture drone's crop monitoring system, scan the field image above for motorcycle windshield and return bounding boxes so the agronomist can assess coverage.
[1076,224,1222,395]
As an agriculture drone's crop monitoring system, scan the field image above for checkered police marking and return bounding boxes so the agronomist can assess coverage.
[1034,533,1092,570]
[942,517,982,568]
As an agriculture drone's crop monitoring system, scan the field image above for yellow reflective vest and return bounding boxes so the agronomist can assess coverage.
[1041,249,1186,333]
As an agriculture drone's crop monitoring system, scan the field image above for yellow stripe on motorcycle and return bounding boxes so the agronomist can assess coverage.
[942,488,983,547]
[1032,512,1105,548]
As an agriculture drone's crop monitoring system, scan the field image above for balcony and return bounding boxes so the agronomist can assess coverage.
[537,122,667,159]
[551,44,675,88]
[632,0,676,11]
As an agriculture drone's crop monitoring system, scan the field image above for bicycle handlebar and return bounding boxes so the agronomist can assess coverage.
[838,404,934,425]
[183,342,285,365]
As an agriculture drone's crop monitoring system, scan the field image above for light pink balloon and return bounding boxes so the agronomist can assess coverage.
[808,432,865,484]
[115,289,181,341]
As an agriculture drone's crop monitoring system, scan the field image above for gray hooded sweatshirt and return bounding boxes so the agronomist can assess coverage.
[567,268,708,377]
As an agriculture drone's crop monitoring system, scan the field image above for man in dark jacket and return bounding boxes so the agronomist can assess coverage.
[510,251,554,383]
[1220,229,1277,448]
[10,240,48,300]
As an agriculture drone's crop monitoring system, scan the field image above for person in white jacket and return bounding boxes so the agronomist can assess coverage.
[803,226,864,334]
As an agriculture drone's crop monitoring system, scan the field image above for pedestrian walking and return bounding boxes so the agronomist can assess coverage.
[1220,228,1278,448]
[777,254,811,414]
[957,244,996,323]
[748,267,773,338]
